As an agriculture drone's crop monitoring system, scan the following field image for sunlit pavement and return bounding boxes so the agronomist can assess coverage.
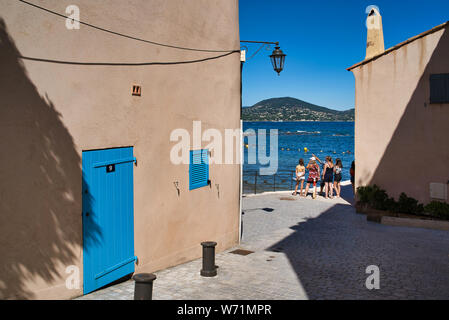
[76,182,449,300]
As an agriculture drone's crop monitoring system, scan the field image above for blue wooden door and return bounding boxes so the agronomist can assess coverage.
[82,147,136,294]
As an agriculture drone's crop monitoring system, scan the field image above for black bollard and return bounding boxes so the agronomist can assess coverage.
[200,241,217,277]
[133,273,156,300]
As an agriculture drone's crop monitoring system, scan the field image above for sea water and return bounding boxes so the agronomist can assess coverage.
[242,121,354,194]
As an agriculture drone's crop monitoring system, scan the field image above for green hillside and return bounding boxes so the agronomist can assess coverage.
[242,97,355,121]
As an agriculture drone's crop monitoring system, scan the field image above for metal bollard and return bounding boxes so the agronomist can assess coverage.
[200,241,217,277]
[133,273,156,300]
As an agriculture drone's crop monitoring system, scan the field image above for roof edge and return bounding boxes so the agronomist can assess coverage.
[347,21,449,71]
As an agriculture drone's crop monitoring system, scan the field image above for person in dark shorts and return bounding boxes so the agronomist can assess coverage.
[322,157,334,199]
[350,161,355,195]
[333,158,343,198]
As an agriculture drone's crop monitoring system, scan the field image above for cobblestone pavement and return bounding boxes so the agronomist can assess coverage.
[76,183,449,300]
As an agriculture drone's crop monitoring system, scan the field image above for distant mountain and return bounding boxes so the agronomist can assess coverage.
[242,97,354,121]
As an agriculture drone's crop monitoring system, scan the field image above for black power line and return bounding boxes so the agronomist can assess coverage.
[18,0,239,53]
[18,50,239,66]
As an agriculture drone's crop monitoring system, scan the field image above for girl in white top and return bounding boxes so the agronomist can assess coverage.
[293,158,306,196]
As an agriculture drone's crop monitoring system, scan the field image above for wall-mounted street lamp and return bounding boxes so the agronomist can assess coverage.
[240,40,286,75]
[238,40,286,119]
[270,45,286,76]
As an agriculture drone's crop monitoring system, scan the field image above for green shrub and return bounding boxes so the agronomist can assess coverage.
[371,186,389,210]
[356,185,372,205]
[356,185,389,210]
[356,185,424,215]
[424,201,449,220]
[357,185,449,219]
[396,193,424,215]
[384,197,398,212]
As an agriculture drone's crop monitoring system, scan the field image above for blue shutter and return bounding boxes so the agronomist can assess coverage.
[430,74,449,104]
[189,149,209,190]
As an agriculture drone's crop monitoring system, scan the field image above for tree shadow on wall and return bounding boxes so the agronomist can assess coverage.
[366,27,449,203]
[0,18,101,299]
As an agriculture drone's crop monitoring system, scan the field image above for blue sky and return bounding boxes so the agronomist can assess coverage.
[239,0,449,110]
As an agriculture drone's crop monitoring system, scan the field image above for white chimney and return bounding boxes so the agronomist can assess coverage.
[365,6,385,60]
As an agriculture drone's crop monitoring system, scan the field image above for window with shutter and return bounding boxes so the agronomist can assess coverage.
[430,74,449,104]
[189,149,209,190]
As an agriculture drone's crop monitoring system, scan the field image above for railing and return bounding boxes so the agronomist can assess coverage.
[243,170,297,195]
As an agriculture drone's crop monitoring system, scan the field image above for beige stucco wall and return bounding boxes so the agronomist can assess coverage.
[352,25,449,204]
[0,0,240,299]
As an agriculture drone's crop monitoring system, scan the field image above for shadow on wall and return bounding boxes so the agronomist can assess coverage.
[0,18,101,299]
[365,27,449,203]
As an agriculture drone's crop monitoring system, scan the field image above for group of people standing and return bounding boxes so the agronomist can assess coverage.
[293,154,354,199]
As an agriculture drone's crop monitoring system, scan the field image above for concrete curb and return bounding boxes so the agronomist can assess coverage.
[359,206,449,231]
[381,216,449,231]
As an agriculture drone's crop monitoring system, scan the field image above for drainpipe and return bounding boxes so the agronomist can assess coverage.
[239,56,245,243]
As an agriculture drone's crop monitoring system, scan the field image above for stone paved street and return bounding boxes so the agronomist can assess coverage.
[76,182,449,300]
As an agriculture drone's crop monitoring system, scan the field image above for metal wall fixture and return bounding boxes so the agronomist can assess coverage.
[173,181,180,196]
